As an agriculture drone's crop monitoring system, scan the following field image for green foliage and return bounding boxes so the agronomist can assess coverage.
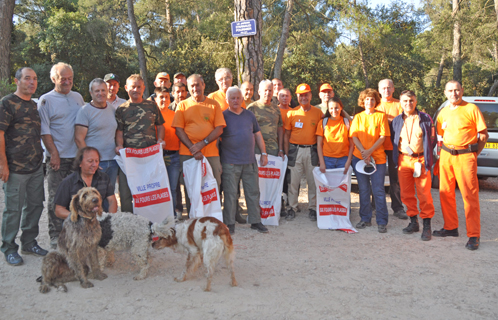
[0,80,16,98]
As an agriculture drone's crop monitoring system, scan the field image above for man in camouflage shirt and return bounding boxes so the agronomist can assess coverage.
[247,80,284,159]
[0,67,47,266]
[115,74,165,212]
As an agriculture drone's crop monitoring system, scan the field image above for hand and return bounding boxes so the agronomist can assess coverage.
[115,145,123,155]
[364,156,371,165]
[193,151,203,160]
[157,139,165,146]
[189,141,205,155]
[49,153,61,171]
[343,160,351,174]
[319,163,326,173]
[360,148,372,161]
[260,154,268,166]
[278,150,285,160]
[0,162,9,182]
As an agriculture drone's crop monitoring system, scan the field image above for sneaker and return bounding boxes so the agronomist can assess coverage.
[356,221,372,229]
[393,209,408,220]
[227,224,235,235]
[433,228,459,237]
[308,209,317,221]
[378,225,387,233]
[286,208,296,221]
[251,223,269,233]
[5,252,23,266]
[465,237,480,250]
[21,244,48,256]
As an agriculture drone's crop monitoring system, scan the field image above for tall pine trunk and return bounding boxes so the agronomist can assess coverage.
[273,0,293,80]
[165,0,174,50]
[234,0,264,98]
[452,0,462,83]
[0,0,15,83]
[127,0,149,97]
[436,49,445,88]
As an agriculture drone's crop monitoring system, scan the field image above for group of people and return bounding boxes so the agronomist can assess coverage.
[0,63,488,267]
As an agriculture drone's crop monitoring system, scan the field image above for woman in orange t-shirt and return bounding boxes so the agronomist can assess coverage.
[349,89,390,233]
[316,97,353,174]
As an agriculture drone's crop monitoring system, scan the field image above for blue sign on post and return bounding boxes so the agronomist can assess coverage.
[231,19,257,37]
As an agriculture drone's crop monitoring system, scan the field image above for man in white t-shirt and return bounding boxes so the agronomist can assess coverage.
[104,73,126,110]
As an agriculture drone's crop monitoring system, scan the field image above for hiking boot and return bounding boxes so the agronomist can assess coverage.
[308,209,317,221]
[394,209,409,220]
[378,225,387,233]
[356,221,372,229]
[5,252,23,266]
[402,216,420,234]
[433,228,459,237]
[21,244,48,257]
[421,218,432,241]
[465,237,480,250]
[235,212,247,224]
[280,199,287,217]
[286,208,296,221]
[227,224,235,235]
[251,223,269,233]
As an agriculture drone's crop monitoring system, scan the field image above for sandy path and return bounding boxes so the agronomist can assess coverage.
[1,178,497,319]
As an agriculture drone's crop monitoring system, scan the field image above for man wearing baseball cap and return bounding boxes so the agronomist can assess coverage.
[283,83,323,221]
[149,72,172,101]
[315,83,334,114]
[104,73,126,110]
[173,72,187,86]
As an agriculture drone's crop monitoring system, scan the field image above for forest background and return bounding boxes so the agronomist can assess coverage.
[1,0,498,115]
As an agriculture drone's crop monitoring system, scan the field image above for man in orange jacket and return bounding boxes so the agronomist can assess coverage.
[434,80,488,250]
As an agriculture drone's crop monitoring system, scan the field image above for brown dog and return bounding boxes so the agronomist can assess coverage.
[152,216,237,292]
[39,187,107,293]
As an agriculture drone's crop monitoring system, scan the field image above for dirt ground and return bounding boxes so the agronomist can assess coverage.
[1,177,498,320]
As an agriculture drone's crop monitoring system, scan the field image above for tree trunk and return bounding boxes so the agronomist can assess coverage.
[273,0,293,80]
[452,0,462,83]
[127,0,149,97]
[0,0,15,83]
[436,49,445,88]
[488,80,498,96]
[234,0,264,99]
[494,0,498,31]
[358,37,369,88]
[165,0,174,50]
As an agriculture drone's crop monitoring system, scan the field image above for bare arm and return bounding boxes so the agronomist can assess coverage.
[0,131,9,182]
[477,129,489,155]
[284,129,291,155]
[107,195,118,213]
[254,131,268,166]
[156,125,165,143]
[317,135,326,173]
[42,134,60,171]
[354,136,386,164]
[344,137,354,174]
[115,129,124,155]
[189,126,224,156]
[55,204,70,219]
[74,125,88,150]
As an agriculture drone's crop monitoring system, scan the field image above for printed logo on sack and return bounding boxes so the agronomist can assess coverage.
[201,188,218,205]
[202,162,207,177]
[258,167,280,179]
[125,144,161,158]
[338,184,347,192]
[260,206,275,219]
[319,204,347,216]
[133,188,171,208]
[319,185,333,193]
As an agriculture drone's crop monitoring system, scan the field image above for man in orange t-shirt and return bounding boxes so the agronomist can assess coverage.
[376,79,407,220]
[434,80,488,250]
[283,83,324,221]
[207,68,246,111]
[171,74,226,214]
[154,88,181,211]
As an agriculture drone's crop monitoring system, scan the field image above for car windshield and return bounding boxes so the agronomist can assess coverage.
[474,103,498,132]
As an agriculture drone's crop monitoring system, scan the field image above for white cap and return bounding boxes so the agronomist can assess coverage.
[355,159,377,175]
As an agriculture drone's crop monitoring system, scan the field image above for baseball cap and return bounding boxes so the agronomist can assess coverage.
[104,73,120,83]
[174,72,186,79]
[155,72,170,80]
[296,83,311,94]
[355,159,377,175]
[320,83,333,92]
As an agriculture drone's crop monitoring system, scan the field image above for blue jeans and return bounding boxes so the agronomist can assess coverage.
[324,156,348,169]
[165,151,181,210]
[99,160,118,212]
[352,156,388,225]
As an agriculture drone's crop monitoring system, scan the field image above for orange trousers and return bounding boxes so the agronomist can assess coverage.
[398,154,435,219]
[439,150,480,237]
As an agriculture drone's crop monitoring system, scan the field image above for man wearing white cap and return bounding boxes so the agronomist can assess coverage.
[315,83,335,114]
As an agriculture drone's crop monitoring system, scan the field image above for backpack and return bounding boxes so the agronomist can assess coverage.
[322,116,350,130]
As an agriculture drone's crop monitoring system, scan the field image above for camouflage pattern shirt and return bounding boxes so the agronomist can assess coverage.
[247,101,283,156]
[0,94,43,173]
[115,100,165,149]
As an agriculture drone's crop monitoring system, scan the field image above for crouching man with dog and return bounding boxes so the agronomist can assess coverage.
[54,147,117,219]
[0,67,48,266]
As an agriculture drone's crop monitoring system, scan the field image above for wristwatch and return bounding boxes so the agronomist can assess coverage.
[203,139,209,145]
[261,153,268,156]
